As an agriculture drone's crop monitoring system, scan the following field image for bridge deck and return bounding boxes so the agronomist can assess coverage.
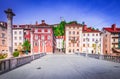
[0,54,120,79]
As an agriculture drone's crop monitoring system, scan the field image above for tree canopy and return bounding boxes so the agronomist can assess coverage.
[53,21,66,36]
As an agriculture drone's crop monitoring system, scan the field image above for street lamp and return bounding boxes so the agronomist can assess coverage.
[86,38,89,57]
[95,39,98,54]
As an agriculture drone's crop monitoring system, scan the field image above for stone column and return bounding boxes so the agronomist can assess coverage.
[4,9,15,58]
[30,29,34,59]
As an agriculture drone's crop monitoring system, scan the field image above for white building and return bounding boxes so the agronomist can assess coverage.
[82,25,102,54]
[56,36,64,50]
[65,22,83,54]
[13,26,24,52]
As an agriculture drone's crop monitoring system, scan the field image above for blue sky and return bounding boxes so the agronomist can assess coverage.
[0,0,120,30]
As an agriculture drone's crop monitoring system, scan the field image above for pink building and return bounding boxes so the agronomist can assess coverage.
[31,20,54,54]
[102,24,120,56]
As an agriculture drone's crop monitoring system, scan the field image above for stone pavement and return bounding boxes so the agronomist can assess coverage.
[0,54,120,79]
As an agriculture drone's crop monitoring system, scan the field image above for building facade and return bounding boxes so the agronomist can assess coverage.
[102,24,120,56]
[31,20,54,54]
[65,22,82,54]
[55,36,65,52]
[12,27,24,52]
[0,22,7,54]
[82,25,102,54]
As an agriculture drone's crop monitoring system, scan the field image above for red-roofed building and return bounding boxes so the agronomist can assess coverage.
[102,24,120,56]
[31,20,54,54]
[82,25,102,54]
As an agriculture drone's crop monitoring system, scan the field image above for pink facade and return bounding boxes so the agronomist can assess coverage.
[32,20,54,54]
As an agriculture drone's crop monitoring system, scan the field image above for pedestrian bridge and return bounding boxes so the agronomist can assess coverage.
[0,54,120,79]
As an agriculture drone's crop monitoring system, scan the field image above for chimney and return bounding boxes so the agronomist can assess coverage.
[36,21,38,25]
[83,25,87,31]
[41,20,45,24]
[112,24,116,31]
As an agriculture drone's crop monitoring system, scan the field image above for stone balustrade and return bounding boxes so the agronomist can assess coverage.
[76,53,120,63]
[0,53,46,74]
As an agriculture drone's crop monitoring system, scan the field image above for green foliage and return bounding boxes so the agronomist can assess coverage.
[22,40,30,51]
[0,53,8,59]
[53,21,66,36]
[62,40,64,48]
[13,51,19,57]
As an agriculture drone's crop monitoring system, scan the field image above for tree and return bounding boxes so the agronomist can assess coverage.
[22,40,30,54]
[53,21,66,36]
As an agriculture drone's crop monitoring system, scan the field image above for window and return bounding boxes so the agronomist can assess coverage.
[48,35,51,40]
[87,34,89,36]
[14,37,17,40]
[38,29,41,32]
[48,29,50,33]
[77,43,79,47]
[73,31,75,34]
[2,40,5,45]
[92,34,94,36]
[114,39,115,42]
[42,29,44,32]
[19,31,21,34]
[83,44,85,47]
[83,34,85,36]
[69,31,71,34]
[24,32,26,35]
[41,35,44,40]
[77,49,79,51]
[73,44,74,47]
[73,49,74,52]
[35,29,38,32]
[92,38,94,42]
[14,43,17,46]
[96,34,98,36]
[19,37,22,40]
[87,44,89,47]
[77,32,79,34]
[1,33,5,38]
[69,43,71,47]
[19,43,22,45]
[106,35,107,37]
[87,38,89,42]
[35,35,38,40]
[45,29,48,32]
[34,42,38,46]
[14,31,17,34]
[69,49,71,53]
[83,38,85,42]
[2,27,5,31]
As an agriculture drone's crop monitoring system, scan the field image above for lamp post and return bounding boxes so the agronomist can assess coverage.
[95,39,98,54]
[86,38,88,57]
